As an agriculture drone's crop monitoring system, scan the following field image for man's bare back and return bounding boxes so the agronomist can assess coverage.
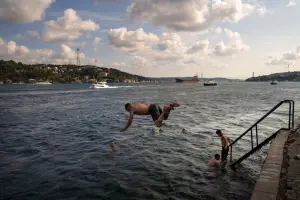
[120,102,180,132]
[131,104,150,115]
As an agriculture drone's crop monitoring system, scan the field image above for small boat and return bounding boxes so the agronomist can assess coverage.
[204,80,217,86]
[270,80,278,85]
[175,75,200,83]
[89,82,109,88]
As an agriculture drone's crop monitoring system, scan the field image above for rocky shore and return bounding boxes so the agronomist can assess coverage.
[278,126,300,200]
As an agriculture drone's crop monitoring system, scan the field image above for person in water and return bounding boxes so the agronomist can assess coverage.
[120,103,180,132]
[110,142,120,151]
[216,130,231,161]
[208,154,220,168]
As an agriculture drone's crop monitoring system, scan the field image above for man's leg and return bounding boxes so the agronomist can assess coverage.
[221,147,229,161]
[154,106,170,127]
[221,148,226,161]
[158,106,169,120]
[154,103,180,127]
[149,104,164,128]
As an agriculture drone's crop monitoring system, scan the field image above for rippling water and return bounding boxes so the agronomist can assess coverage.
[1,82,300,200]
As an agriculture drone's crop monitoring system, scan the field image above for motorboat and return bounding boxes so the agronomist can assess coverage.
[270,80,278,85]
[204,80,217,86]
[36,81,52,84]
[89,82,109,88]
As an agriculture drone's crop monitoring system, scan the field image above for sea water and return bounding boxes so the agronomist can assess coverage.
[1,82,300,200]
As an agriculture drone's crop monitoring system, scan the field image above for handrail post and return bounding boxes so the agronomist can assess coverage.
[230,145,233,163]
[292,101,295,128]
[255,125,258,146]
[229,100,285,147]
[229,100,295,168]
[288,102,291,129]
[250,129,253,150]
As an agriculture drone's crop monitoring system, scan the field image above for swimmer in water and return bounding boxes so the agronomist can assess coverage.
[120,103,180,132]
[110,142,120,151]
[216,130,231,162]
[208,154,220,168]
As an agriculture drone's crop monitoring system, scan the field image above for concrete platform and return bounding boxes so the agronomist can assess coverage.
[251,129,290,200]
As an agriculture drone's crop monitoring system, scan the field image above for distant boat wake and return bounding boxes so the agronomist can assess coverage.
[90,86,135,89]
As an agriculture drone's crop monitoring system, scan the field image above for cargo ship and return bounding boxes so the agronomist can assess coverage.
[175,75,200,83]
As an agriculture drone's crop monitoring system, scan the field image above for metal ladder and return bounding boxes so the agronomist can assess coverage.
[229,100,295,169]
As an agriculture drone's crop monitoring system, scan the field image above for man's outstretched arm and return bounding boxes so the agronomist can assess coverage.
[120,112,134,132]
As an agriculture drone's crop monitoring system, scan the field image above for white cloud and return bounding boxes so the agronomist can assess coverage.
[76,10,123,22]
[266,45,300,65]
[256,5,269,15]
[127,0,209,31]
[184,56,204,66]
[112,61,127,68]
[108,30,189,73]
[266,57,295,65]
[0,0,54,24]
[111,56,157,76]
[156,33,183,52]
[94,37,101,45]
[0,39,93,65]
[16,34,25,39]
[27,31,39,37]
[107,26,249,76]
[108,27,159,52]
[143,32,186,62]
[224,28,241,40]
[215,27,223,34]
[286,1,296,7]
[132,56,149,67]
[0,37,4,45]
[113,56,150,69]
[93,37,102,52]
[41,9,99,42]
[212,29,249,56]
[186,40,209,54]
[65,41,87,47]
[127,0,266,32]
[94,0,124,4]
[0,40,53,63]
[15,31,40,40]
[211,0,255,23]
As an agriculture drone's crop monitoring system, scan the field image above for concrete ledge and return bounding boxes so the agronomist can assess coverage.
[294,118,300,129]
[251,191,276,200]
[251,129,290,200]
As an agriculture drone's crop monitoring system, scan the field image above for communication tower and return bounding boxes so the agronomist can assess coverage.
[76,48,81,66]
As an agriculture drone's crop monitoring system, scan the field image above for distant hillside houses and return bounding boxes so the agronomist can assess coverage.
[246,71,300,82]
[0,60,152,84]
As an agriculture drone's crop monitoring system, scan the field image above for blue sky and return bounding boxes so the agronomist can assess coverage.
[0,0,299,78]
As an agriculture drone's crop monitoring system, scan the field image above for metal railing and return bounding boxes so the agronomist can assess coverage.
[229,100,294,168]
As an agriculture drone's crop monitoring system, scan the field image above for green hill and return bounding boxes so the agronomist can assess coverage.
[246,71,300,82]
[0,60,152,84]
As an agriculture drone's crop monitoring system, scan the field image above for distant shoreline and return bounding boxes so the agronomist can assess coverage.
[246,71,300,82]
[0,60,152,84]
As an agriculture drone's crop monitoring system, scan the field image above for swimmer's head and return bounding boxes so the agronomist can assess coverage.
[215,154,220,160]
[110,142,115,147]
[216,129,222,136]
[125,103,131,112]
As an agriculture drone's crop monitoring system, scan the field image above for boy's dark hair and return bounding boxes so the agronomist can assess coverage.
[216,130,222,135]
[125,103,131,111]
[215,154,220,159]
